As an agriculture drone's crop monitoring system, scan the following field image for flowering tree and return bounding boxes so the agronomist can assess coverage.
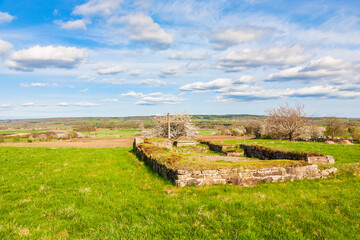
[140,113,198,139]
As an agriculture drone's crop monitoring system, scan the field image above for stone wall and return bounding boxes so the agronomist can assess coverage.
[175,165,337,187]
[133,139,337,187]
[241,144,335,165]
[202,141,243,156]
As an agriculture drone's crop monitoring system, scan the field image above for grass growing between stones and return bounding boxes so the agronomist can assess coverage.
[0,146,359,239]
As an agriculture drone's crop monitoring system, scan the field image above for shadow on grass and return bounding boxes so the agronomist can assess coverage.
[128,149,173,186]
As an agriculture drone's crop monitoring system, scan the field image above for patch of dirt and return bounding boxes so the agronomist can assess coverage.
[0,137,134,148]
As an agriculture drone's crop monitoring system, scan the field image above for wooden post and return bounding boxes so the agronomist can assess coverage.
[167,113,170,139]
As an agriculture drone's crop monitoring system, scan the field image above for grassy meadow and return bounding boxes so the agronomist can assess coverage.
[0,142,359,239]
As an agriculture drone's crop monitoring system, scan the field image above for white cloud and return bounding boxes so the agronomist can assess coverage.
[0,39,13,58]
[0,104,12,109]
[0,12,15,23]
[288,85,360,99]
[121,91,184,105]
[56,19,89,30]
[127,69,144,77]
[101,98,118,102]
[79,88,89,92]
[78,74,95,81]
[110,13,174,50]
[99,78,125,85]
[159,66,183,77]
[185,62,206,73]
[267,56,356,82]
[121,91,144,98]
[180,78,233,93]
[73,0,123,16]
[180,76,256,93]
[169,51,207,60]
[209,26,270,50]
[217,46,310,71]
[95,65,126,75]
[140,79,166,86]
[183,79,360,102]
[19,82,49,88]
[58,102,99,107]
[6,45,87,71]
[216,87,283,102]
[21,102,46,107]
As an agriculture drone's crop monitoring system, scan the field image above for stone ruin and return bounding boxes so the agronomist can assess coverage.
[133,138,338,187]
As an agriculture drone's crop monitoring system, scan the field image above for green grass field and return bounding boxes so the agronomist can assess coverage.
[198,130,219,135]
[81,129,140,138]
[0,129,51,134]
[0,143,359,239]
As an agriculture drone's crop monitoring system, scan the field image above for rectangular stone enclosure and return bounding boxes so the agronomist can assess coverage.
[133,138,337,187]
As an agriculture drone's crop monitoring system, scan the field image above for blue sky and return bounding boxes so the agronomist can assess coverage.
[1,0,360,119]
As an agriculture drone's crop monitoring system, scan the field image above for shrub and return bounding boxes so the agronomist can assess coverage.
[10,137,21,142]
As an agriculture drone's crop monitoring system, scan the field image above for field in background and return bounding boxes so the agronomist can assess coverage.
[0,143,359,239]
[81,129,140,138]
[0,129,51,134]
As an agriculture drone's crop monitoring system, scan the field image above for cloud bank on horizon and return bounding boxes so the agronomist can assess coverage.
[0,0,360,118]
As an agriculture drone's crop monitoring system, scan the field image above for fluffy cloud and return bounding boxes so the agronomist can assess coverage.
[180,76,360,102]
[169,51,207,60]
[180,76,256,93]
[21,102,46,107]
[99,78,125,84]
[180,78,232,93]
[6,45,87,71]
[140,79,166,86]
[111,13,174,50]
[0,39,13,58]
[216,88,283,102]
[288,85,360,99]
[56,19,89,30]
[217,46,309,72]
[58,102,99,107]
[0,104,12,109]
[101,98,118,102]
[95,65,126,75]
[209,26,270,50]
[73,0,122,16]
[159,66,183,77]
[19,82,49,88]
[127,69,144,77]
[0,12,15,23]
[267,56,356,82]
[121,91,183,105]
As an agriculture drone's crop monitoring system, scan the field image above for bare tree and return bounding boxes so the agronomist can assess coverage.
[265,103,308,141]
[324,117,346,140]
[140,113,198,139]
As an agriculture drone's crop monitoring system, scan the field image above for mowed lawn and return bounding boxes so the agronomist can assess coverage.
[0,145,359,239]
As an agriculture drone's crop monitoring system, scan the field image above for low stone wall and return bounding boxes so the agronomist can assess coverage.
[174,141,197,147]
[202,141,244,156]
[133,139,337,187]
[240,144,335,165]
[175,165,337,187]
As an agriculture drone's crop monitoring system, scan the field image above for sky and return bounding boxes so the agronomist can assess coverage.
[1,0,360,119]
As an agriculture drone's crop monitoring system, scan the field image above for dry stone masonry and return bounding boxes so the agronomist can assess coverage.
[133,138,338,187]
[240,144,335,164]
